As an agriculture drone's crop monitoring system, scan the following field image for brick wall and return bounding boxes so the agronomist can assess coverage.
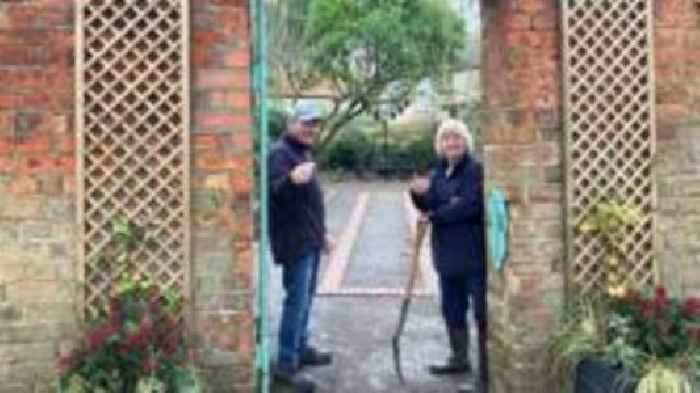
[481,0,700,392]
[654,0,700,297]
[0,2,76,391]
[190,1,256,391]
[0,0,256,392]
[481,1,565,392]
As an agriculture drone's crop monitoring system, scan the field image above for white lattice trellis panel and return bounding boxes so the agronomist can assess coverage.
[77,0,190,315]
[562,0,656,295]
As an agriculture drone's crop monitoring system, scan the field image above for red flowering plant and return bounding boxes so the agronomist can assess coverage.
[603,285,700,388]
[609,286,700,358]
[56,217,204,393]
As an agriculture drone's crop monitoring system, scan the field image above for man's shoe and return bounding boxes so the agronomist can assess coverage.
[273,367,316,393]
[300,347,333,367]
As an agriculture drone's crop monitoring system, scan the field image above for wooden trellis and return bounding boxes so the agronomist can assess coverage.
[77,0,190,315]
[562,0,656,295]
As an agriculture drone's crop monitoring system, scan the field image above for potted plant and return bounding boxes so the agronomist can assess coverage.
[547,286,700,393]
[547,197,699,393]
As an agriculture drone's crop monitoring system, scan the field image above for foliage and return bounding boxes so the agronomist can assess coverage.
[266,0,315,94]
[546,297,609,393]
[57,216,205,393]
[578,200,641,239]
[270,0,466,151]
[636,363,693,393]
[578,199,642,297]
[318,124,435,177]
[320,127,375,172]
[546,286,700,393]
[607,287,700,368]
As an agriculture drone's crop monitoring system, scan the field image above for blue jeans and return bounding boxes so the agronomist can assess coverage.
[278,247,321,371]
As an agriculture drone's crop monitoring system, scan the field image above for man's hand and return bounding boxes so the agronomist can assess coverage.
[323,234,335,254]
[290,162,316,185]
[409,176,430,195]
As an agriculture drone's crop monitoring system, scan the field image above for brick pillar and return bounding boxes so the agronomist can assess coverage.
[191,1,256,391]
[0,1,257,391]
[0,1,76,390]
[480,1,563,392]
[654,1,700,296]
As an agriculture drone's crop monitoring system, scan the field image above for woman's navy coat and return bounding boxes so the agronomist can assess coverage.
[411,154,486,279]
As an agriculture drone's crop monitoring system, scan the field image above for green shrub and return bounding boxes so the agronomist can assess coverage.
[320,128,375,172]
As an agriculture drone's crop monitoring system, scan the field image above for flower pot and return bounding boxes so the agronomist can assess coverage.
[575,358,637,393]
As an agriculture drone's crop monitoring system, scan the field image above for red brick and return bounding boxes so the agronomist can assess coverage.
[195,154,235,171]
[231,132,253,149]
[18,155,58,174]
[231,155,253,172]
[656,48,687,67]
[10,175,39,194]
[657,125,678,141]
[212,92,251,109]
[0,45,50,66]
[58,155,75,173]
[0,140,11,155]
[192,47,212,67]
[0,156,15,173]
[204,0,247,6]
[656,65,687,83]
[193,134,220,149]
[657,103,690,126]
[63,176,75,194]
[231,175,253,198]
[4,5,72,29]
[503,13,531,31]
[194,69,250,89]
[686,29,700,51]
[0,112,14,135]
[234,216,253,242]
[194,31,225,46]
[505,31,543,48]
[656,28,687,49]
[224,49,251,67]
[197,113,241,129]
[656,84,690,104]
[215,8,249,36]
[518,0,549,13]
[0,94,20,110]
[656,0,695,28]
[15,135,51,153]
[532,10,556,30]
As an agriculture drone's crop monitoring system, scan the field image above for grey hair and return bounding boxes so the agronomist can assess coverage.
[434,119,473,156]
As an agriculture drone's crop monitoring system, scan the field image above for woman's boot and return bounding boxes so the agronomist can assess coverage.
[476,317,489,393]
[429,327,471,375]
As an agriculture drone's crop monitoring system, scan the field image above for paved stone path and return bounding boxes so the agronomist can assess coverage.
[269,182,479,393]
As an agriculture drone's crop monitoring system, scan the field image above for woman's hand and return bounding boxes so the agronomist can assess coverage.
[410,176,430,195]
[418,213,430,224]
[322,234,335,255]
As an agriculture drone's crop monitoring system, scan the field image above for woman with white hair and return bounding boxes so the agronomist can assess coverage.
[409,119,487,393]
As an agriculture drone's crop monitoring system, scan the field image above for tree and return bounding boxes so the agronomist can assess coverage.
[269,0,467,151]
[266,0,316,95]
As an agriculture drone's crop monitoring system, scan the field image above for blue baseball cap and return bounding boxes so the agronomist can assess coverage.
[293,102,323,122]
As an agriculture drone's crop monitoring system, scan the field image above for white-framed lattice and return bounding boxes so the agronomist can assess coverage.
[562,0,656,295]
[77,0,190,315]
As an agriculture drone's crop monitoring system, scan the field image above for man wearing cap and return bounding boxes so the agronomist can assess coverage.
[268,102,333,392]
